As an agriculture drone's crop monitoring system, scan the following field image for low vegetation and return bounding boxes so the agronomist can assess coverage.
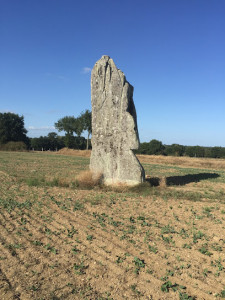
[0,151,225,299]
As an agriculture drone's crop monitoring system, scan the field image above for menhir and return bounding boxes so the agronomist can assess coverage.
[90,55,145,185]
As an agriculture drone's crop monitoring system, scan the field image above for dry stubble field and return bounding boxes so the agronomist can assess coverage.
[0,150,225,300]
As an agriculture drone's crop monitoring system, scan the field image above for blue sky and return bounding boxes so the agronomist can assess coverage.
[1,0,225,146]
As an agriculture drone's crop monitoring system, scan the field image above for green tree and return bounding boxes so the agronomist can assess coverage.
[138,142,151,154]
[0,112,29,146]
[55,116,83,148]
[54,116,83,136]
[185,146,196,157]
[165,144,185,156]
[30,137,40,150]
[210,147,225,158]
[30,136,50,151]
[78,110,92,150]
[47,132,59,150]
[194,146,205,157]
[63,134,85,150]
[55,111,92,149]
[185,146,205,157]
[30,133,65,151]
[148,139,165,155]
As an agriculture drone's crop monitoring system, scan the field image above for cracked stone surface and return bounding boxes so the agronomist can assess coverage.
[90,55,145,185]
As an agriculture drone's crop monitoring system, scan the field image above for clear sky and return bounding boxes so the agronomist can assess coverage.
[1,0,225,146]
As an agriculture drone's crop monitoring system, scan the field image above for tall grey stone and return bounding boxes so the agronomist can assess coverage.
[90,55,145,185]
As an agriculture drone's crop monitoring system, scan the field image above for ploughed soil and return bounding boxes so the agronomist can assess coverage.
[0,151,225,299]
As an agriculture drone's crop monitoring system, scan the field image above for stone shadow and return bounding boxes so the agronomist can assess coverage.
[146,177,161,187]
[146,173,220,187]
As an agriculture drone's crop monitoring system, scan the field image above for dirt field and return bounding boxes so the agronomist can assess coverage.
[0,151,225,299]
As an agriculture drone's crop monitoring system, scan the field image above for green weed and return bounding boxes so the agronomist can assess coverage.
[161,281,180,292]
[133,257,146,274]
[148,245,158,254]
[198,244,213,256]
[73,200,84,211]
[74,262,88,275]
[67,226,78,238]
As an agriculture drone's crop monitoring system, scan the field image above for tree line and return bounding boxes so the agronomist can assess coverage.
[30,133,87,151]
[135,139,225,158]
[1,112,225,158]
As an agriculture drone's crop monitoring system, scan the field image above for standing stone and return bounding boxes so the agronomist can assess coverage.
[90,55,145,185]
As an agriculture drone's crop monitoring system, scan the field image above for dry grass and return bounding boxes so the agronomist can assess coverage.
[75,170,102,188]
[56,148,225,170]
[57,148,91,157]
[159,176,167,188]
[137,154,225,170]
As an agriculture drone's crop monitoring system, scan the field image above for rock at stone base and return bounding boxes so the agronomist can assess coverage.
[90,55,145,185]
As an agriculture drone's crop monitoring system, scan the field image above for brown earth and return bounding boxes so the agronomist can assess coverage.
[0,151,225,299]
